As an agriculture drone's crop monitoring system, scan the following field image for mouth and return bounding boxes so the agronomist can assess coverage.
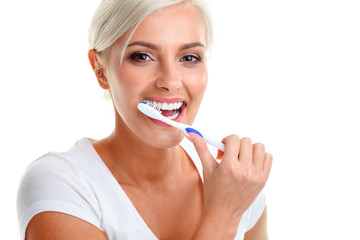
[142,98,187,122]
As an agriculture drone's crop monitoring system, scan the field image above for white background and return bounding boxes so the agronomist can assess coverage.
[1,0,359,239]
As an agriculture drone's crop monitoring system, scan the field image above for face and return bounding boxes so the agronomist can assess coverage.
[102,3,208,148]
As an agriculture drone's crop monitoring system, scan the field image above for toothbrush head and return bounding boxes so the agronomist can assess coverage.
[137,100,188,133]
[137,101,164,121]
[141,101,162,113]
[138,102,225,152]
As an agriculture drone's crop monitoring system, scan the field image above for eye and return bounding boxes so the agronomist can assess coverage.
[129,52,152,62]
[181,55,201,63]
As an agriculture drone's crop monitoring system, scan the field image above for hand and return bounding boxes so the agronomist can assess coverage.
[188,133,272,232]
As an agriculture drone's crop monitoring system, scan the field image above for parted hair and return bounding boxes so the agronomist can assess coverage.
[88,0,212,61]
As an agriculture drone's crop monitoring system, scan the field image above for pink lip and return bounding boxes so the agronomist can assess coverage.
[143,96,186,104]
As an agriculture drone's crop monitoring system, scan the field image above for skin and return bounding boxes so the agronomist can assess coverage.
[26,2,272,240]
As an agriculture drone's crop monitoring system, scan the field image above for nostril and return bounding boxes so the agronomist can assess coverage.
[154,68,182,92]
[158,81,182,93]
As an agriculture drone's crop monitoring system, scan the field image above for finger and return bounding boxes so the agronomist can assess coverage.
[253,143,265,168]
[239,137,253,164]
[185,134,192,143]
[221,135,240,165]
[187,132,218,177]
[263,153,273,179]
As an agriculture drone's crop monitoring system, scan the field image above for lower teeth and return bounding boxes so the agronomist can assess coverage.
[167,109,180,120]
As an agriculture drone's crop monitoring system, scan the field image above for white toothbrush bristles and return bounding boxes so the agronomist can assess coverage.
[143,101,162,113]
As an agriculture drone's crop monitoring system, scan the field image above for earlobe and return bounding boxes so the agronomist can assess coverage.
[88,49,110,90]
[97,76,110,90]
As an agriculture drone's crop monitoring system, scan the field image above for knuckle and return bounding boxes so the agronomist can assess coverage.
[253,177,265,189]
[254,142,265,150]
[240,165,253,182]
[252,169,267,184]
[225,135,241,148]
[253,166,262,176]
[229,134,240,141]
[241,137,252,144]
[196,142,207,152]
[220,161,235,174]
[223,134,240,145]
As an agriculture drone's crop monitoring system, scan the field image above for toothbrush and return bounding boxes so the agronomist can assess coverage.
[137,101,225,152]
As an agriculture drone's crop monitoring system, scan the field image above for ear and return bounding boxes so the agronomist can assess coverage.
[88,49,110,90]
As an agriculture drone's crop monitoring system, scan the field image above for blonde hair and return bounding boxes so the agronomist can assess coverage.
[88,0,212,60]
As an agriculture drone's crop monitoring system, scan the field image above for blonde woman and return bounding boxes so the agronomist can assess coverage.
[17,0,272,239]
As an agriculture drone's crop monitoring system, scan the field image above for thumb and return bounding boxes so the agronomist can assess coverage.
[187,132,218,178]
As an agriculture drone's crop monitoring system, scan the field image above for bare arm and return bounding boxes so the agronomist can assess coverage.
[244,206,268,240]
[194,207,268,240]
[26,212,108,240]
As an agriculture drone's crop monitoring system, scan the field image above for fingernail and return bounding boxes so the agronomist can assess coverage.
[185,128,203,138]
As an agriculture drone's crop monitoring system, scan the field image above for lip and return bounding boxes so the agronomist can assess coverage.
[141,97,187,126]
[143,96,186,104]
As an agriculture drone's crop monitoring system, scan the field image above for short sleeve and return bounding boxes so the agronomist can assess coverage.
[245,191,266,231]
[16,153,102,240]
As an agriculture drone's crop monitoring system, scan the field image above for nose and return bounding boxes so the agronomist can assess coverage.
[155,60,182,93]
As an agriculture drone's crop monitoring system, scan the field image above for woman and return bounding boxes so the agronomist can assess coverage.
[17,0,272,239]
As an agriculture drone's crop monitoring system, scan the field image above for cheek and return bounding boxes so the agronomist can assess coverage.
[109,64,148,101]
[106,64,148,123]
[183,66,208,122]
[185,66,208,102]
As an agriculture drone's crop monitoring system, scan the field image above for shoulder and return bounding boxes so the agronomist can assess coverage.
[22,151,77,177]
[17,138,103,240]
[17,139,96,202]
[19,138,101,186]
[17,152,79,203]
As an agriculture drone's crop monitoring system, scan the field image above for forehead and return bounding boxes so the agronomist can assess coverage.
[130,3,206,47]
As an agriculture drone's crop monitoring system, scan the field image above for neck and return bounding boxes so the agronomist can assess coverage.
[96,114,185,187]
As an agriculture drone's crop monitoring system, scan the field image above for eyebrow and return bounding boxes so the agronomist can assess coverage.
[126,41,205,51]
[180,42,205,50]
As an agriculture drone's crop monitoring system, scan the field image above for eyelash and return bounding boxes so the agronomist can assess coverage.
[129,52,152,63]
[180,54,202,63]
[128,52,202,64]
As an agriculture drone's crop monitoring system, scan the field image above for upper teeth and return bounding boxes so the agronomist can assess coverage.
[144,100,183,110]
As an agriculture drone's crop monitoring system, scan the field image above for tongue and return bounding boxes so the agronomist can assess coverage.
[161,110,174,117]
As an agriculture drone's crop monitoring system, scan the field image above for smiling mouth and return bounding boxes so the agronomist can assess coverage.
[142,100,186,120]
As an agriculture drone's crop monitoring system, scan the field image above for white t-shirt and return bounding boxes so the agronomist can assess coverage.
[17,138,265,240]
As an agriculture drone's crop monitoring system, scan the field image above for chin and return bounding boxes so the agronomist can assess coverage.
[147,129,185,149]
